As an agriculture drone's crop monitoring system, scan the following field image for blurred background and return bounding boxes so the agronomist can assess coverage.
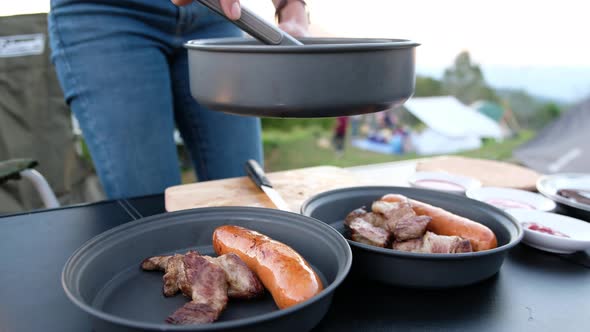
[1,0,589,213]
[244,0,589,171]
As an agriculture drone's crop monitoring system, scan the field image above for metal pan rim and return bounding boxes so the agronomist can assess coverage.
[300,186,524,260]
[62,207,352,331]
[185,37,420,53]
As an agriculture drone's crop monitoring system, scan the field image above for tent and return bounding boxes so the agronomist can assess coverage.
[514,97,590,173]
[403,96,503,155]
[471,100,520,136]
[472,100,505,122]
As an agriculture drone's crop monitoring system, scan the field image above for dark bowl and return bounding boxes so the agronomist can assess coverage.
[62,207,352,332]
[301,186,523,288]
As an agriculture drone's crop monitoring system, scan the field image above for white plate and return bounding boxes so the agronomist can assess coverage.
[407,171,482,194]
[537,173,590,212]
[506,209,590,254]
[465,187,556,211]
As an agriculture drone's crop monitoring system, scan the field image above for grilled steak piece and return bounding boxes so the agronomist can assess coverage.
[141,255,173,271]
[142,251,263,300]
[164,254,190,297]
[393,231,473,254]
[392,238,424,252]
[141,252,193,297]
[344,207,369,226]
[204,253,264,299]
[422,231,472,253]
[345,207,387,229]
[393,215,431,241]
[166,252,228,325]
[371,198,416,232]
[348,217,391,247]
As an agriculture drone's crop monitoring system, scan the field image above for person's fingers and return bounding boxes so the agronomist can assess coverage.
[171,0,193,6]
[220,0,241,20]
[278,22,309,38]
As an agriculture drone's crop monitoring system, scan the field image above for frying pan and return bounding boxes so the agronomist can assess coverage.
[185,0,419,118]
[62,207,352,332]
[301,186,523,288]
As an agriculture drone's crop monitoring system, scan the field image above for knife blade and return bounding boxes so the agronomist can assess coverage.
[245,159,292,212]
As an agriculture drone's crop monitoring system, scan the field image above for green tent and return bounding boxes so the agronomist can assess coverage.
[471,100,505,122]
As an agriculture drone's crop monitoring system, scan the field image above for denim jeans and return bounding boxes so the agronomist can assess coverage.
[48,0,263,199]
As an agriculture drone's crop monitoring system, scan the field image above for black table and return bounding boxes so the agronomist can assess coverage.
[1,195,589,332]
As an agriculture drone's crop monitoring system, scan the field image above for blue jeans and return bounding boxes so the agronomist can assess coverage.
[48,0,263,199]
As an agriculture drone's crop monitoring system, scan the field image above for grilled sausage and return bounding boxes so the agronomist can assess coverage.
[212,225,323,309]
[381,194,498,251]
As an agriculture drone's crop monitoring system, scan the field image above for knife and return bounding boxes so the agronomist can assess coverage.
[245,159,292,212]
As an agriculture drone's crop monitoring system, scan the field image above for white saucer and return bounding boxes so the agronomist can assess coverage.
[465,187,556,211]
[537,173,590,212]
[407,171,482,194]
[506,209,590,254]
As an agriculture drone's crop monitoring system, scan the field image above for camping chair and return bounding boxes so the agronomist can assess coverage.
[0,159,60,209]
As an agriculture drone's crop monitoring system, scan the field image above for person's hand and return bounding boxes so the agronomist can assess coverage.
[276,0,309,37]
[171,0,309,37]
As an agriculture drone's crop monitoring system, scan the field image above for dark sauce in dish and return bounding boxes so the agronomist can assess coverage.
[557,189,590,206]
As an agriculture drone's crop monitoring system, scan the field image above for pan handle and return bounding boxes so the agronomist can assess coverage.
[196,0,303,46]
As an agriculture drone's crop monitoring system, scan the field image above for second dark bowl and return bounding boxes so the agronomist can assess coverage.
[301,186,523,288]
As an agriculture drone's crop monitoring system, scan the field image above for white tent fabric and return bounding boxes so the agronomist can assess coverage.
[404,96,504,139]
[410,128,482,155]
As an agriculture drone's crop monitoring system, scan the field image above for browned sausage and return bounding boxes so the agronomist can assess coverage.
[381,194,498,251]
[212,225,323,309]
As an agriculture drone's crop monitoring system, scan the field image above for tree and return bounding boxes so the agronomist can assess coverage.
[414,76,444,97]
[530,102,561,129]
[442,51,499,104]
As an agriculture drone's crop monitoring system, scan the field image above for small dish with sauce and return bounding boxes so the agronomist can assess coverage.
[407,171,482,194]
[506,209,590,254]
[537,173,590,221]
[466,187,556,211]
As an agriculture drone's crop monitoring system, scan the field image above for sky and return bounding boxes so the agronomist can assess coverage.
[2,0,590,100]
[247,0,590,68]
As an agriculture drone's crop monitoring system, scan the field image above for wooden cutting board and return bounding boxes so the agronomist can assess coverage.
[416,156,542,191]
[165,166,363,213]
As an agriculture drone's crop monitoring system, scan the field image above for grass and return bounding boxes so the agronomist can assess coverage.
[262,129,536,172]
[179,128,535,182]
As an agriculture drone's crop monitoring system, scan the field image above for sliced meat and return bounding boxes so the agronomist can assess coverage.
[371,198,416,232]
[422,231,473,253]
[348,217,391,247]
[141,253,189,297]
[344,206,390,231]
[141,255,172,271]
[164,302,219,325]
[392,238,423,252]
[344,207,368,226]
[393,232,473,254]
[142,251,261,300]
[166,252,228,325]
[205,253,264,299]
[453,238,473,253]
[393,215,431,241]
[363,212,388,229]
[163,254,186,297]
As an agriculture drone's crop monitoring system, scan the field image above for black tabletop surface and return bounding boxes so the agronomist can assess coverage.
[1,195,589,332]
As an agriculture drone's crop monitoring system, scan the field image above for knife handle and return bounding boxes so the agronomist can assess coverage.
[245,159,272,189]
